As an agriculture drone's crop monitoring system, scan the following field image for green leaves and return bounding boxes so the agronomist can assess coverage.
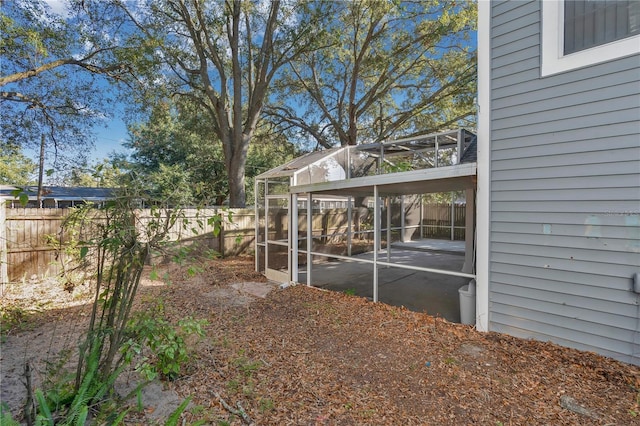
[0,402,20,426]
[165,396,192,426]
[79,246,89,259]
[34,389,54,425]
[1,1,124,177]
[125,97,227,206]
[124,306,208,382]
[19,193,29,207]
[208,214,223,237]
[9,187,31,207]
[0,152,36,186]
[271,0,477,148]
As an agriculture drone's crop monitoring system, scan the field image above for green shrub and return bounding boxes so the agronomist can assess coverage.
[123,303,208,381]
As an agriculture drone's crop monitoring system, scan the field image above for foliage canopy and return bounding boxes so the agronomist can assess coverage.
[268,0,477,148]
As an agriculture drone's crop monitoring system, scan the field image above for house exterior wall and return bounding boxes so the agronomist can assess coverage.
[487,0,640,365]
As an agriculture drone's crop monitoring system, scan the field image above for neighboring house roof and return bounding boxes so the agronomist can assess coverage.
[0,185,115,202]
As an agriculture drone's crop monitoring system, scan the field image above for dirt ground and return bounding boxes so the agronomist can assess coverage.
[1,257,639,425]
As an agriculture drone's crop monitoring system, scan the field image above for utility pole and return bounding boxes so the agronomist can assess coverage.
[37,133,45,208]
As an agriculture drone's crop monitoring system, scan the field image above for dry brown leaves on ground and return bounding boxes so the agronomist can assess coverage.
[2,257,639,425]
[143,258,640,425]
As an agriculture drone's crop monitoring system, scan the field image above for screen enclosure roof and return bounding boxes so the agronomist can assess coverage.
[256,129,477,196]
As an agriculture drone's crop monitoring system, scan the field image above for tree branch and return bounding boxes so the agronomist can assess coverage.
[0,51,128,87]
[265,105,332,149]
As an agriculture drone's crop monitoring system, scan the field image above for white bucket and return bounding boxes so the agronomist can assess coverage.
[459,279,476,325]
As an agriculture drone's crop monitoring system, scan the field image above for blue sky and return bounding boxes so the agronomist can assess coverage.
[33,0,478,167]
[93,117,129,160]
[42,0,130,162]
[20,100,130,166]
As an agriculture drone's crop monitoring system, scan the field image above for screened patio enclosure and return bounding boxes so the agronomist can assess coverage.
[255,129,477,318]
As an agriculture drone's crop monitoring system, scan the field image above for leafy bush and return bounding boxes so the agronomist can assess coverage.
[0,403,20,426]
[21,179,224,423]
[123,303,208,381]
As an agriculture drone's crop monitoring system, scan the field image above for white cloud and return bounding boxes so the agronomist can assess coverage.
[42,0,71,18]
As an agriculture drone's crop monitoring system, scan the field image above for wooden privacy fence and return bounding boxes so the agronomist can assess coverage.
[421,203,466,240]
[2,208,66,284]
[293,203,466,242]
[0,203,465,284]
[0,207,255,284]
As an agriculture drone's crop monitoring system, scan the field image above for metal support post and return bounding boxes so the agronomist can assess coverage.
[254,179,259,272]
[264,179,269,273]
[462,188,476,274]
[457,128,463,164]
[347,196,352,257]
[373,186,380,303]
[419,196,424,239]
[306,193,313,286]
[291,193,298,283]
[386,197,391,265]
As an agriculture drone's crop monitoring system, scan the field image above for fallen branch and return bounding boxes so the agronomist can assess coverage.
[214,391,253,425]
[559,395,599,420]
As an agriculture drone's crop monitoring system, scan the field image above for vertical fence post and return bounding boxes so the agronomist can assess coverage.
[0,199,7,293]
[400,195,405,242]
[386,197,391,265]
[450,193,455,241]
[218,207,226,257]
[419,196,424,239]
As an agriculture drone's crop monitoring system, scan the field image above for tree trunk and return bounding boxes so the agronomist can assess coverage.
[228,167,246,207]
[227,133,249,207]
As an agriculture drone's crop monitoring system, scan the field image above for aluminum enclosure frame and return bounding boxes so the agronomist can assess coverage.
[255,129,477,314]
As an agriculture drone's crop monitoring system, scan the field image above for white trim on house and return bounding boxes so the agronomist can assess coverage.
[541,0,640,77]
[476,0,491,333]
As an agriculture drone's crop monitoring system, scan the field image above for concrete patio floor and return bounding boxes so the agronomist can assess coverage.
[298,240,473,323]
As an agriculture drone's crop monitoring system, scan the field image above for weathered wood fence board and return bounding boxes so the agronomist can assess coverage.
[1,203,465,283]
[0,204,7,288]
[422,204,466,240]
[4,208,68,282]
[0,207,256,283]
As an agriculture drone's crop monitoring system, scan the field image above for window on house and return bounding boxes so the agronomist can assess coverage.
[541,0,640,76]
[564,1,640,54]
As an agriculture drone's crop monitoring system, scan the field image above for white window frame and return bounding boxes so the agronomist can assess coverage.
[541,0,640,77]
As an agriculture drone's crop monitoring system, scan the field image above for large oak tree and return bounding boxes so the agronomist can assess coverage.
[268,0,477,149]
[114,0,329,207]
[126,96,298,206]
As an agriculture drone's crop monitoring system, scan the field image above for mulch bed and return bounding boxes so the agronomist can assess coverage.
[2,256,638,425]
[145,257,640,425]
